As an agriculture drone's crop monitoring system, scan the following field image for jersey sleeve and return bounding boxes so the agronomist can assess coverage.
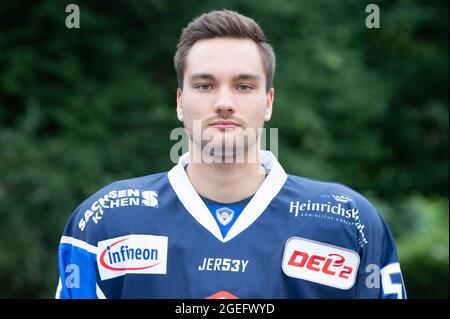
[55,201,105,299]
[355,208,407,299]
[378,219,407,299]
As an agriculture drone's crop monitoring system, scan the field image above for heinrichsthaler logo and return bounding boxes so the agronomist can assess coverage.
[97,234,168,280]
[289,194,368,246]
[78,189,158,231]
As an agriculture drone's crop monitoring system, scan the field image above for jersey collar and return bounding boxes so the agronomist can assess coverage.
[167,150,288,243]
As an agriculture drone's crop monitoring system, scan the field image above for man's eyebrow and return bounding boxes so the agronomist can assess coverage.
[189,73,216,81]
[188,73,262,82]
[232,74,261,81]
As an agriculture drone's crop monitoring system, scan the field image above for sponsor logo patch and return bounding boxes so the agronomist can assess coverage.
[282,237,360,290]
[207,291,239,299]
[289,194,368,247]
[97,234,168,280]
[79,189,158,231]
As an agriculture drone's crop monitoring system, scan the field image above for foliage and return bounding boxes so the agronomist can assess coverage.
[0,0,447,298]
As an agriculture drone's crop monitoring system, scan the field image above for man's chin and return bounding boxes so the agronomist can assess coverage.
[199,139,260,164]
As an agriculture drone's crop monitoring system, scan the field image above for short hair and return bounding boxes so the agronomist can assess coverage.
[174,9,276,92]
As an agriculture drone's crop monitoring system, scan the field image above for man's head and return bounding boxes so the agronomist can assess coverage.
[174,10,276,161]
[174,10,276,92]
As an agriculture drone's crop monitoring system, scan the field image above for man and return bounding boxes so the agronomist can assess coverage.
[56,10,406,299]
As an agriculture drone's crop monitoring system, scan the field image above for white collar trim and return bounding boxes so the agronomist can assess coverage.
[167,151,287,243]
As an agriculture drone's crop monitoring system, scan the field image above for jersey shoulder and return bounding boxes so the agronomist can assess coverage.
[284,174,388,244]
[61,172,168,244]
[286,174,381,218]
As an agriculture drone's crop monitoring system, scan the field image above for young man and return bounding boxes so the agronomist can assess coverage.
[56,10,406,299]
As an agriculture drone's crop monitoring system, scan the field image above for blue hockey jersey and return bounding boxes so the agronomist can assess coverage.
[56,151,406,299]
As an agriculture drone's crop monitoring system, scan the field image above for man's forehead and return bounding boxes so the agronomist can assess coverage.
[189,37,259,50]
[185,38,265,77]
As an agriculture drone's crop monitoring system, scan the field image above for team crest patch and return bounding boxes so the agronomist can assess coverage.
[216,207,234,226]
[282,237,360,290]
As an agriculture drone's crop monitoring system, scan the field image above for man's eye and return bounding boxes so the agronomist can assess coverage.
[237,84,252,91]
[196,84,213,90]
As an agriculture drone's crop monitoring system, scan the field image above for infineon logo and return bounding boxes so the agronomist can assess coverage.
[282,237,360,290]
[97,234,168,280]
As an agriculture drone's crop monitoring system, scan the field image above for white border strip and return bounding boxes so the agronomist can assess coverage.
[59,236,97,254]
[225,152,287,241]
[168,154,223,241]
[55,279,62,299]
[96,284,107,299]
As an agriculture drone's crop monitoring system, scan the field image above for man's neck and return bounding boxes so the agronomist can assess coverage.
[185,146,266,203]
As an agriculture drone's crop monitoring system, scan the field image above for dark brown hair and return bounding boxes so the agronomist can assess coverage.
[174,10,276,92]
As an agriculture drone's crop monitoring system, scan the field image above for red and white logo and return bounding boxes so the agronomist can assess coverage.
[207,291,239,299]
[97,234,168,280]
[282,237,360,290]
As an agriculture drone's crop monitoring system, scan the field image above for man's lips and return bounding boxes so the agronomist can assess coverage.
[209,121,240,129]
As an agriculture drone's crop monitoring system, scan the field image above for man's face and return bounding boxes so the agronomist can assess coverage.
[177,38,274,160]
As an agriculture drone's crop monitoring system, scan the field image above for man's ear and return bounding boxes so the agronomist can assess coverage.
[264,88,274,121]
[176,88,183,122]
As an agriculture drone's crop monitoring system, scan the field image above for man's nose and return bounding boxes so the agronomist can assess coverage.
[213,87,236,115]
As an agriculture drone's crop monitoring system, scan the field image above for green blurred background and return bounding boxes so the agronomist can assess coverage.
[0,0,448,298]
